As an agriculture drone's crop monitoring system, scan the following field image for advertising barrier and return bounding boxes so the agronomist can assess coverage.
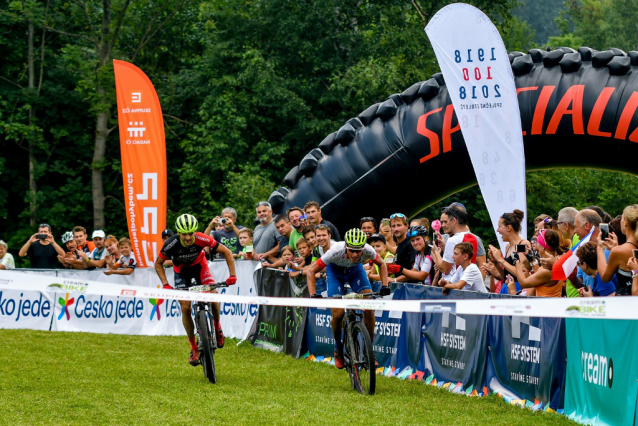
[1,260,260,338]
[486,313,566,409]
[564,318,638,425]
[420,287,490,389]
[247,268,308,357]
[0,289,55,331]
[373,284,425,375]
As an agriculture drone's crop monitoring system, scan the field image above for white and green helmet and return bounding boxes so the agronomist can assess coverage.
[61,231,74,244]
[344,228,367,249]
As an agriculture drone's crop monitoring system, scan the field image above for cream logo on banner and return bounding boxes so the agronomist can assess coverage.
[425,3,527,248]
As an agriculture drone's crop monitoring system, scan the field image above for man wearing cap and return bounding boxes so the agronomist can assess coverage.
[161,229,174,267]
[253,201,279,261]
[76,230,108,269]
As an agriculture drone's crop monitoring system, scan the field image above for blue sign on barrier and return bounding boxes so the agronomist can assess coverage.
[304,306,335,358]
[418,287,490,388]
[486,307,566,409]
[373,284,426,373]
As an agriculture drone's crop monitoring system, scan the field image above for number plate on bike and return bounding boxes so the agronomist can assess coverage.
[189,285,212,293]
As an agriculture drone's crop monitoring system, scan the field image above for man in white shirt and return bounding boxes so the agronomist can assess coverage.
[431,203,485,281]
[438,242,487,294]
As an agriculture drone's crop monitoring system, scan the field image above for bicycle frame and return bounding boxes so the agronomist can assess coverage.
[335,291,379,395]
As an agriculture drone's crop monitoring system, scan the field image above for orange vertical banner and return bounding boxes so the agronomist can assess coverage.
[113,60,167,267]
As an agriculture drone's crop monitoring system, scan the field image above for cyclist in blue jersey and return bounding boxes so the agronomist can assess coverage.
[306,228,390,369]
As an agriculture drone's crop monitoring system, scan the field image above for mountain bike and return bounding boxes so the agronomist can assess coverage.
[189,283,227,384]
[334,291,379,395]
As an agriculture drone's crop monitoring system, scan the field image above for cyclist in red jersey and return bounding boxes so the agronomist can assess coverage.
[155,214,237,366]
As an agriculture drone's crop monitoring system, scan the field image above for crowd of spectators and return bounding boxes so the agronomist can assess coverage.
[3,200,638,298]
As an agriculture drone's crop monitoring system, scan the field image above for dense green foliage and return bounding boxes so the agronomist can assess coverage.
[0,330,575,424]
[2,0,638,266]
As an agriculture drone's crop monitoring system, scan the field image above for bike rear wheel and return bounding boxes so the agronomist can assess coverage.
[348,322,376,395]
[196,310,216,384]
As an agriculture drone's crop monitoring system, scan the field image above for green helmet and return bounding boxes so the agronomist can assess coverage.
[175,214,198,234]
[345,228,367,249]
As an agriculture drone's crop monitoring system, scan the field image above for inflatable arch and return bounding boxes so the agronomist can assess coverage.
[270,47,638,231]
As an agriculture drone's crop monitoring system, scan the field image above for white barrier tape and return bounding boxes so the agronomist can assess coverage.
[0,270,633,319]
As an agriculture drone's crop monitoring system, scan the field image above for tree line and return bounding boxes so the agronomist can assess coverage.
[2,0,638,266]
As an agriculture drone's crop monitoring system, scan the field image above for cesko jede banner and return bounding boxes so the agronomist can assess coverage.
[113,60,167,267]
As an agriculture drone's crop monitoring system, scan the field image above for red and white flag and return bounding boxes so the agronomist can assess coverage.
[552,228,595,281]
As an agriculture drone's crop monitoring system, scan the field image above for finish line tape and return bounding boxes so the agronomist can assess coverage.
[0,270,633,319]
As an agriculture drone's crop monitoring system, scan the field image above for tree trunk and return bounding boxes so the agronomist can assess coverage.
[28,20,37,227]
[92,82,109,230]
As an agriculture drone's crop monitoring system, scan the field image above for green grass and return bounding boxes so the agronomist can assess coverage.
[0,330,575,425]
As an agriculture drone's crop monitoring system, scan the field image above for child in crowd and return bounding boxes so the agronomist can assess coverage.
[295,238,313,277]
[104,238,136,275]
[366,233,394,282]
[302,225,317,249]
[435,242,486,293]
[279,246,301,278]
[237,228,254,259]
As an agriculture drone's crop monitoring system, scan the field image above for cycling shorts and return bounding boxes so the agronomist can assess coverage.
[173,256,215,290]
[326,263,371,298]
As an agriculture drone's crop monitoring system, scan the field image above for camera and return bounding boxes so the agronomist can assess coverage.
[36,234,48,240]
[219,218,228,225]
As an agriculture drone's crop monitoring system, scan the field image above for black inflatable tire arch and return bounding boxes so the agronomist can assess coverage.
[270,47,638,231]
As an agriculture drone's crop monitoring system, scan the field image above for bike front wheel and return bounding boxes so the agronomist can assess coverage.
[348,322,376,395]
[196,310,216,384]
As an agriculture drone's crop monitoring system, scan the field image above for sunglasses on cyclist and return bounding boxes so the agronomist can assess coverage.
[346,247,363,253]
[406,230,424,238]
[390,213,406,219]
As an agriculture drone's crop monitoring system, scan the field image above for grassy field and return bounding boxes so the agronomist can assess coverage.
[0,330,575,425]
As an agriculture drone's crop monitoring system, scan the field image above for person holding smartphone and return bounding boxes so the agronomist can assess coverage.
[596,205,638,296]
[484,209,531,287]
[18,223,65,269]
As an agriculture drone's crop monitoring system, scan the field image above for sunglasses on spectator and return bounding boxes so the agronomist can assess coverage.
[315,224,330,231]
[390,213,406,219]
[256,201,271,209]
[360,217,375,223]
[39,223,50,229]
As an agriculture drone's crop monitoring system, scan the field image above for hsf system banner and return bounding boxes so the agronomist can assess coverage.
[425,4,527,246]
[113,60,167,267]
[486,313,567,409]
[419,287,490,388]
